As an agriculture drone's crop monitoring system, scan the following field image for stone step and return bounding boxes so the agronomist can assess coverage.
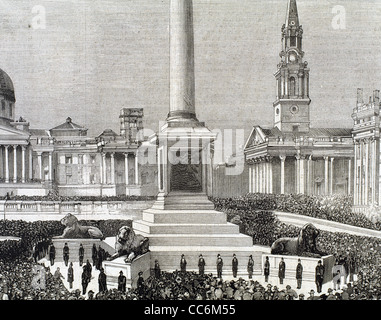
[133,221,240,234]
[135,232,253,247]
[163,203,215,210]
[142,209,227,224]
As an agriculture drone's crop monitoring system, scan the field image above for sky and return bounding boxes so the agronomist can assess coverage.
[0,0,380,139]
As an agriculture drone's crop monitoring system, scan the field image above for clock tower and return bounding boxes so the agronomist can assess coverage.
[273,0,311,133]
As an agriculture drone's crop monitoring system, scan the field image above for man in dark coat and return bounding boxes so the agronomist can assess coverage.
[264,256,270,282]
[278,257,286,285]
[49,243,56,266]
[137,271,145,296]
[118,271,127,293]
[232,254,238,278]
[198,254,206,276]
[216,254,223,278]
[85,259,92,279]
[296,258,303,289]
[247,255,254,279]
[315,260,325,293]
[97,245,103,270]
[67,262,74,289]
[180,254,187,273]
[78,244,84,267]
[154,260,161,278]
[98,268,107,293]
[92,243,98,267]
[81,266,90,295]
[349,255,356,282]
[63,243,70,267]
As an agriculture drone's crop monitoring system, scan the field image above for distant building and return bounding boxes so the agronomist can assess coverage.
[0,68,156,197]
[352,88,380,211]
[244,0,354,196]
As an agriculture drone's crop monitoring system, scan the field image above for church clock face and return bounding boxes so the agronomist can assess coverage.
[289,53,296,63]
[290,105,299,114]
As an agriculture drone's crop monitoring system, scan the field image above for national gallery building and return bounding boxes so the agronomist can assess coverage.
[0,73,157,197]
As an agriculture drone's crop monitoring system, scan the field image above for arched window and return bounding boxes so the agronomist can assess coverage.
[289,77,296,96]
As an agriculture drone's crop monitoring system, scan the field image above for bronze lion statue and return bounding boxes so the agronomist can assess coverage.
[53,213,104,239]
[107,226,149,263]
[270,223,323,256]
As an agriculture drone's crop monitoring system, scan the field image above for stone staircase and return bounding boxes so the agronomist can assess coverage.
[133,192,266,277]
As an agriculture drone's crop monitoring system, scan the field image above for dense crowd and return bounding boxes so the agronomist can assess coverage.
[211,193,381,231]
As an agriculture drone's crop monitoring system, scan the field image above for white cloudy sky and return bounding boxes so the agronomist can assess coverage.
[0,0,380,138]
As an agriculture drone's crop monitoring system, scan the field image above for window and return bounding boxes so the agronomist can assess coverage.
[1,100,5,112]
[290,36,296,47]
[293,125,299,133]
[9,103,13,117]
[289,77,296,96]
[78,154,83,165]
[65,155,72,164]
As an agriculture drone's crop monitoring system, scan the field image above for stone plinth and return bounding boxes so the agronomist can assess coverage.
[262,254,335,284]
[102,252,151,289]
[133,193,267,278]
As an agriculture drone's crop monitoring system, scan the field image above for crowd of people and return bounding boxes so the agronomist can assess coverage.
[211,193,381,231]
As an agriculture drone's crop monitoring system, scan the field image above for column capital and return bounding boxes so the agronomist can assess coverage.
[21,145,27,151]
[279,155,286,162]
[323,156,329,161]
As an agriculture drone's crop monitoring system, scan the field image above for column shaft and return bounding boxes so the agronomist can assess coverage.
[13,145,17,183]
[5,146,9,183]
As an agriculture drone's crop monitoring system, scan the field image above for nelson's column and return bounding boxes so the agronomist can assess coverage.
[131,0,263,276]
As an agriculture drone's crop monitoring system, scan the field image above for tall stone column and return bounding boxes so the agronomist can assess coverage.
[259,162,263,193]
[110,153,115,185]
[295,155,300,194]
[249,166,252,193]
[299,156,305,194]
[4,146,9,183]
[124,153,129,186]
[324,156,329,195]
[102,153,107,184]
[134,153,139,185]
[13,145,17,183]
[280,156,286,194]
[48,152,53,181]
[29,147,33,181]
[330,157,335,195]
[21,146,26,183]
[37,152,43,181]
[167,0,197,123]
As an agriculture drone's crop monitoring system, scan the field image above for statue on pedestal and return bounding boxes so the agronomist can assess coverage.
[270,223,324,257]
[107,226,149,263]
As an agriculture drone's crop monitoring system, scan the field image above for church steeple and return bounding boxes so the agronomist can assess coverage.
[273,0,311,133]
[286,0,300,28]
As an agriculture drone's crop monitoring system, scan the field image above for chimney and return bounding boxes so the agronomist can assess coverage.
[357,88,363,105]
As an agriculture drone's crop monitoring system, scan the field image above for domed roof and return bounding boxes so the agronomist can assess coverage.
[0,68,15,101]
